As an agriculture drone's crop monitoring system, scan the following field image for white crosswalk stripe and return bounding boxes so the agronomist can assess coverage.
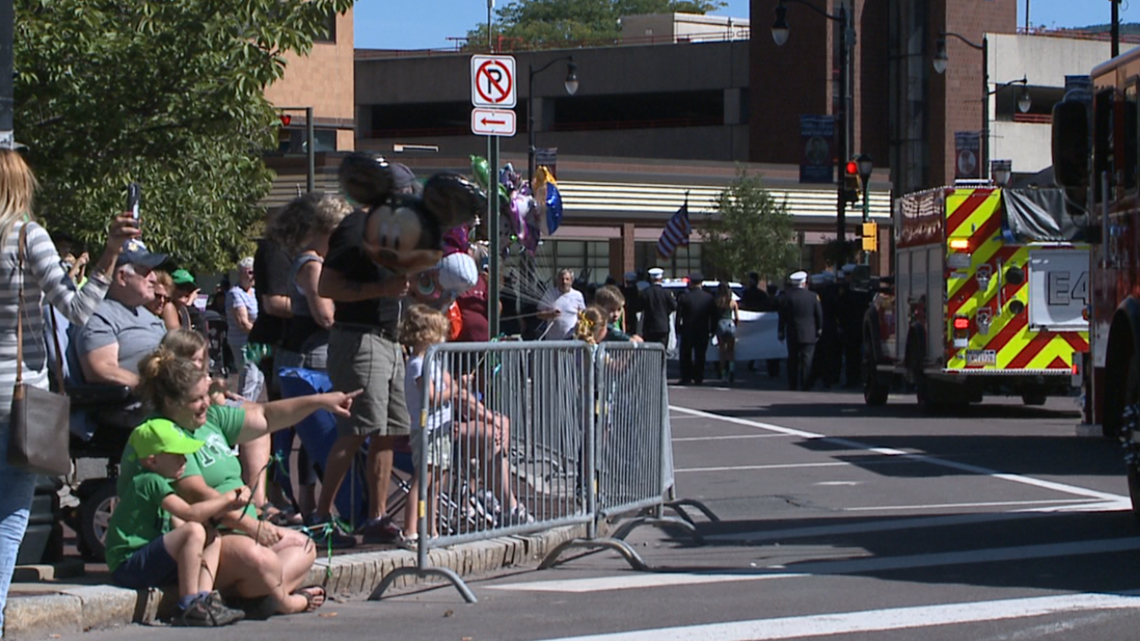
[531,592,1140,641]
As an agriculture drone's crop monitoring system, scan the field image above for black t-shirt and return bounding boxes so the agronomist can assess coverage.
[248,239,292,347]
[324,210,401,331]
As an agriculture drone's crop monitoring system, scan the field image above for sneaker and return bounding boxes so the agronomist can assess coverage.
[203,591,245,626]
[359,517,400,544]
[306,517,358,549]
[174,594,227,627]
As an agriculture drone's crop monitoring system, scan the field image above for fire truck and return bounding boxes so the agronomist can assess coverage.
[861,186,1089,412]
[1053,45,1140,514]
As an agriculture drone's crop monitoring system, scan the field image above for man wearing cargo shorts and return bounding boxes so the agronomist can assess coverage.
[310,165,418,544]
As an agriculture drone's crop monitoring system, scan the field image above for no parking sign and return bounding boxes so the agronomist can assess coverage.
[471,55,517,108]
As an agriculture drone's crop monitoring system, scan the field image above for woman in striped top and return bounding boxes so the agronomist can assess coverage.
[0,149,140,634]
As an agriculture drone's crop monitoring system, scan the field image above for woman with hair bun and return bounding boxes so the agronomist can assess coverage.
[132,346,360,616]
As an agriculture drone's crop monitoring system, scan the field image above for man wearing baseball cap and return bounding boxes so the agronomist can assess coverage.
[106,419,249,627]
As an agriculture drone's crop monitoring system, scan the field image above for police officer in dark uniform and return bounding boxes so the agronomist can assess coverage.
[621,270,642,335]
[639,267,676,348]
[778,270,823,391]
[837,264,869,387]
[676,272,717,385]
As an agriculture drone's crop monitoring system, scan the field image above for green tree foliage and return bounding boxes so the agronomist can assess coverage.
[14,0,353,272]
[699,171,799,282]
[468,0,726,49]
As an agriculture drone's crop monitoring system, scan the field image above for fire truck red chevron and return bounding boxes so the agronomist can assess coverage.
[1006,332,1057,369]
[1060,332,1090,353]
[946,188,995,236]
[978,311,1028,355]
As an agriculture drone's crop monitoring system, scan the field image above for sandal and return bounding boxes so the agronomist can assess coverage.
[294,585,326,613]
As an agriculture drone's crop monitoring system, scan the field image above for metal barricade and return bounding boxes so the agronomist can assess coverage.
[372,341,596,602]
[538,342,706,572]
[370,340,715,602]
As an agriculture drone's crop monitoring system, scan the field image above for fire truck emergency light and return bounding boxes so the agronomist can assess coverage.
[948,238,970,251]
[952,316,970,330]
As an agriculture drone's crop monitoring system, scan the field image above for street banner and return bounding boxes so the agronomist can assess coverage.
[536,147,558,178]
[955,131,982,180]
[800,115,835,184]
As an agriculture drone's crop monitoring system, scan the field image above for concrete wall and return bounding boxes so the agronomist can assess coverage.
[264,9,356,151]
[987,33,1112,174]
[355,40,751,163]
[620,13,750,44]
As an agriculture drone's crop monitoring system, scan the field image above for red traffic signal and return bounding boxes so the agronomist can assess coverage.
[842,159,861,203]
[279,114,292,127]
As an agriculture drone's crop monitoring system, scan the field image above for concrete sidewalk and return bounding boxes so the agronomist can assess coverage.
[3,524,589,640]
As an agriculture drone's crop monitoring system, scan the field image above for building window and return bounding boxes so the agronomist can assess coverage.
[315,11,337,44]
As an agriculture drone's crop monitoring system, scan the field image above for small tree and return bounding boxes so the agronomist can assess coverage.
[699,170,799,283]
[14,0,354,272]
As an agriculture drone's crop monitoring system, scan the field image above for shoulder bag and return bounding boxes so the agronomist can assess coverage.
[8,222,72,476]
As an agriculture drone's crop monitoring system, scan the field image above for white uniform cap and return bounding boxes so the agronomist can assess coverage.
[788,270,807,285]
[648,267,664,278]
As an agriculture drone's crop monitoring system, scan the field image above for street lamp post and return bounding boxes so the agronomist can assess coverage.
[528,56,578,185]
[933,34,1031,181]
[772,0,855,255]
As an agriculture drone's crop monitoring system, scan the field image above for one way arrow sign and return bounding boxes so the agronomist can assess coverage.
[471,107,516,137]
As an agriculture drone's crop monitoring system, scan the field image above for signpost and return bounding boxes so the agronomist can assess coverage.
[471,54,517,337]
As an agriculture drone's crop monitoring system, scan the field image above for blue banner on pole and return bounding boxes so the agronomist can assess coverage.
[799,115,835,184]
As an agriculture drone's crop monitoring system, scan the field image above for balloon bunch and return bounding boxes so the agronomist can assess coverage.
[470,155,564,258]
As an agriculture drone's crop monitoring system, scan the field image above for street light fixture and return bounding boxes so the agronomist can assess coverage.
[771,0,855,256]
[933,33,1030,181]
[528,56,578,185]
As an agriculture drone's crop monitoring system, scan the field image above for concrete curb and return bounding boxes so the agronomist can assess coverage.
[3,524,590,639]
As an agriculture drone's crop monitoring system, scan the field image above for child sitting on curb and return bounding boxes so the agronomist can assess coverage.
[399,304,455,545]
[105,418,250,627]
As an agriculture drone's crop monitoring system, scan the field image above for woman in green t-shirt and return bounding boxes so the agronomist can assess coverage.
[136,347,359,616]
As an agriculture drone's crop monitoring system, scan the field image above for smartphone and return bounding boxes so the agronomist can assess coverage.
[126,183,141,220]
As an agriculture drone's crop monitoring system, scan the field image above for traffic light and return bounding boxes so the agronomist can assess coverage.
[843,160,861,204]
[861,221,878,252]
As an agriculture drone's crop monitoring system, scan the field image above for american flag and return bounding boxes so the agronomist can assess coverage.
[656,201,691,258]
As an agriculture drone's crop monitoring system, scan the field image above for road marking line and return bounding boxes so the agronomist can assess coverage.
[844,498,1094,511]
[674,456,925,472]
[703,508,1107,543]
[486,571,808,593]
[668,405,1128,503]
[673,434,792,442]
[676,462,848,473]
[533,591,1140,641]
[491,537,1140,595]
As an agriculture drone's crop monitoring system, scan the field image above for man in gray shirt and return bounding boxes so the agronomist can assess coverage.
[75,240,167,388]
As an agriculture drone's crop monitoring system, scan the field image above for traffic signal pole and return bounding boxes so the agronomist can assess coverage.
[0,0,14,148]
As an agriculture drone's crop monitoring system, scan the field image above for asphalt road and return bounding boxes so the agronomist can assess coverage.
[79,380,1140,641]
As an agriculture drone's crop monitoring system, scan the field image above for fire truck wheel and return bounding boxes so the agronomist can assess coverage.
[863,338,888,406]
[1128,465,1140,521]
[1020,393,1047,406]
